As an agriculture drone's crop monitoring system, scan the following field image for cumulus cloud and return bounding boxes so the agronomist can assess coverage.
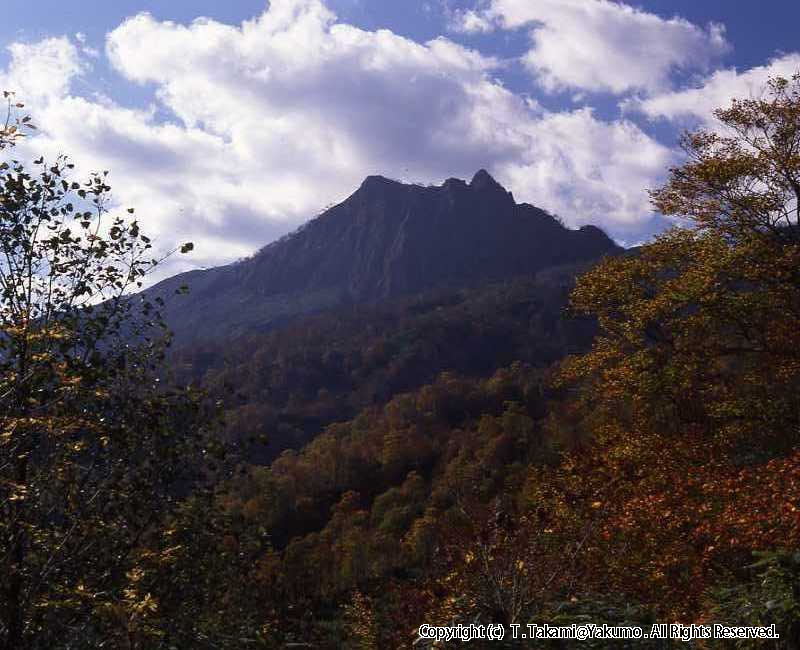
[1,0,676,281]
[498,109,674,232]
[459,0,728,95]
[0,37,86,100]
[631,53,800,124]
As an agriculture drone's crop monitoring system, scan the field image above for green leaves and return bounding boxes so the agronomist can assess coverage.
[709,550,800,648]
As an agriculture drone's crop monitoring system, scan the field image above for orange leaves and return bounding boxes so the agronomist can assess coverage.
[541,418,800,618]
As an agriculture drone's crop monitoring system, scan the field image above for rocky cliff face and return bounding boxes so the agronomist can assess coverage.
[148,170,620,343]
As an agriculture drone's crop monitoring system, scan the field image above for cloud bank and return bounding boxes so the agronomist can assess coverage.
[452,0,729,95]
[1,0,796,278]
[632,53,800,123]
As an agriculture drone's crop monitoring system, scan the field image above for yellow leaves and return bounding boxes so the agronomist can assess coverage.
[133,593,158,615]
[123,587,158,614]
[7,481,28,501]
[123,566,159,618]
[126,567,144,584]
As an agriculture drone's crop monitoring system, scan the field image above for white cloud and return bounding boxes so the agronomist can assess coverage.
[1,37,86,101]
[449,8,494,34]
[498,108,674,230]
[1,0,676,282]
[631,53,800,124]
[462,0,728,95]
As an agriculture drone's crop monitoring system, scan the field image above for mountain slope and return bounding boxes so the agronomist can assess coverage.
[174,275,599,462]
[151,170,620,343]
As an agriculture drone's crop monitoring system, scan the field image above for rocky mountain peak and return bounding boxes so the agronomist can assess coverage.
[147,171,621,343]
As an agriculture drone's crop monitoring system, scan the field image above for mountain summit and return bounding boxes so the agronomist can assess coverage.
[150,171,620,343]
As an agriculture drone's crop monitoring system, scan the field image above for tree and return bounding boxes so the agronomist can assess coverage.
[563,73,800,451]
[0,96,213,648]
[551,74,800,619]
[653,74,800,245]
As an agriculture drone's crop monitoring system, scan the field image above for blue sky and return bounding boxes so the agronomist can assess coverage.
[2,0,800,278]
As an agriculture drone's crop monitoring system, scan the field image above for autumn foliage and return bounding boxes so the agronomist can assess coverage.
[5,76,800,647]
[540,74,800,636]
[226,75,800,644]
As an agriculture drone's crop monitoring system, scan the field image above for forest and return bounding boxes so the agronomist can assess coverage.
[1,74,800,649]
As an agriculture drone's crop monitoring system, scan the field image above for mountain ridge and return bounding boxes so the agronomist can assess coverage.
[150,170,621,343]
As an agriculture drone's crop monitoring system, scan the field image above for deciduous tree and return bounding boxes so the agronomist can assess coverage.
[0,96,212,649]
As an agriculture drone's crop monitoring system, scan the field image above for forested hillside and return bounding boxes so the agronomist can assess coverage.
[172,272,598,462]
[160,76,800,647]
[4,74,800,650]
[186,77,800,648]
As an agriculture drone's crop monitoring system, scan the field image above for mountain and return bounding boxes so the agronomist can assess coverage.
[150,170,620,344]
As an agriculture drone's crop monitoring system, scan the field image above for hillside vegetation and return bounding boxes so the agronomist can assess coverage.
[3,77,800,648]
